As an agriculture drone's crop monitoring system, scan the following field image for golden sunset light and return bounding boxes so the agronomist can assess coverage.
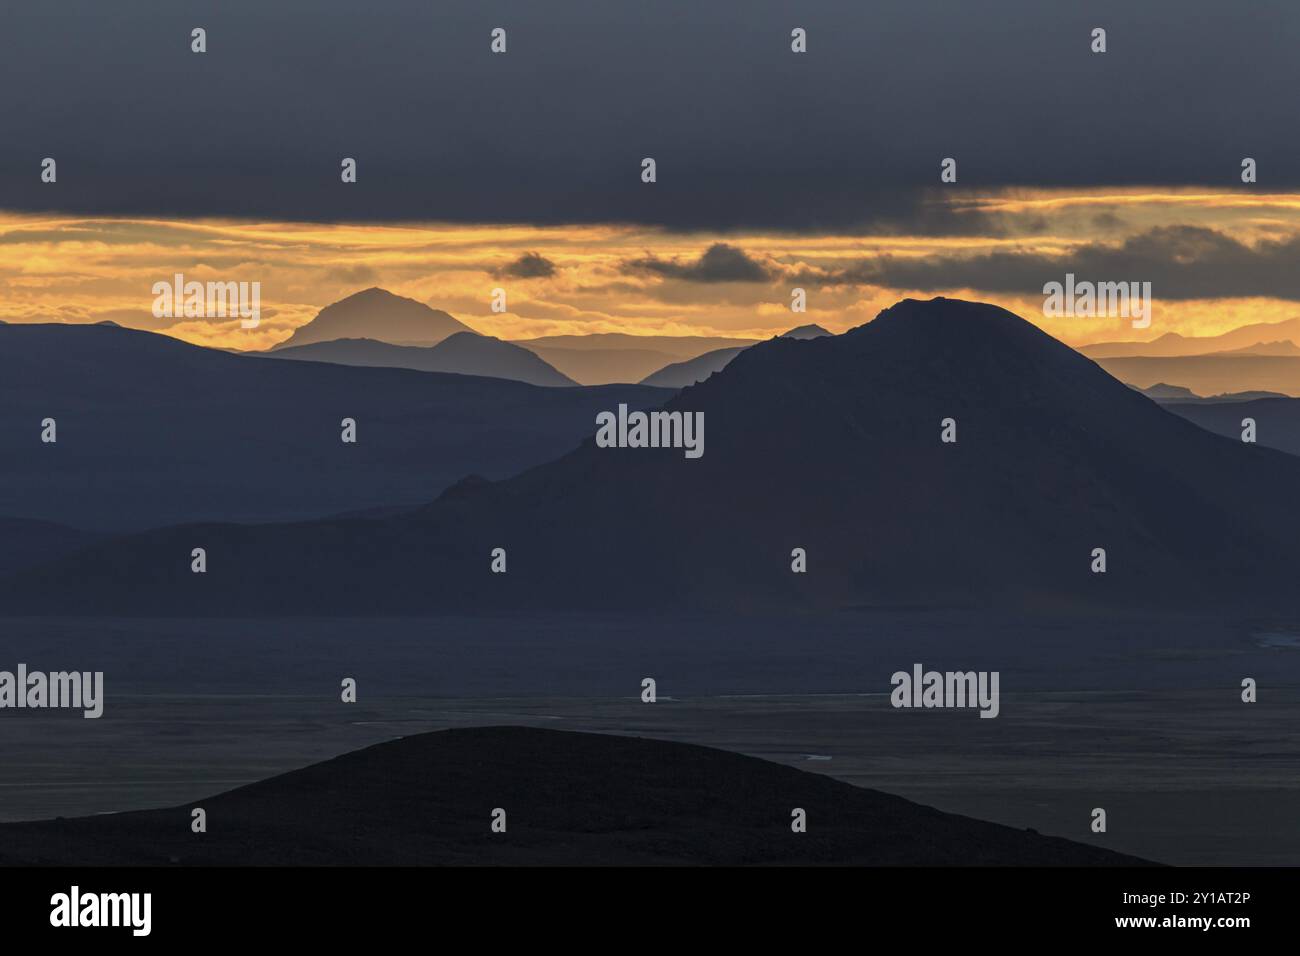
[2,187,1297,352]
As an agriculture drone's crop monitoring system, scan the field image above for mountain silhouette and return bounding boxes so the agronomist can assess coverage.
[1138,383,1287,403]
[0,322,666,532]
[516,345,681,385]
[1095,354,1300,397]
[640,346,746,387]
[512,333,759,385]
[0,727,1147,865]
[641,325,833,387]
[264,333,576,387]
[514,332,758,354]
[8,298,1300,614]
[1164,396,1300,458]
[1211,340,1300,357]
[1135,383,1200,401]
[1080,317,1300,358]
[271,288,474,349]
[780,323,832,340]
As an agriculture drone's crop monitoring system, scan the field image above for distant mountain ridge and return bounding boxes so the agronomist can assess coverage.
[1080,317,1300,358]
[641,346,747,387]
[0,321,667,532]
[1079,319,1300,394]
[1136,383,1287,403]
[272,288,474,349]
[9,298,1300,615]
[781,323,832,340]
[1095,355,1300,397]
[511,332,760,355]
[1213,340,1300,357]
[641,324,832,388]
[1163,395,1300,459]
[511,332,762,385]
[269,291,800,385]
[263,333,577,387]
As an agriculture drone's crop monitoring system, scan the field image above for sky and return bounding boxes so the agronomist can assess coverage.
[1,0,1297,348]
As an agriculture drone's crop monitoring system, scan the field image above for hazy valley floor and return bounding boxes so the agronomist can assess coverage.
[0,611,1295,865]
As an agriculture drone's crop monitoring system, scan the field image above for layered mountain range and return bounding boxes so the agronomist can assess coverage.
[6,297,1298,616]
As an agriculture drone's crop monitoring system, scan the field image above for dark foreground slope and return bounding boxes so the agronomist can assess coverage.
[0,727,1148,866]
[0,322,667,532]
[7,298,1300,614]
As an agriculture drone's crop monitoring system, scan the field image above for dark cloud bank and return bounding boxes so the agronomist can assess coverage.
[821,226,1300,301]
[625,243,772,282]
[1,0,1294,231]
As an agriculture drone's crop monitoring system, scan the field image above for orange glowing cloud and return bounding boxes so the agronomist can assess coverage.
[0,187,1297,351]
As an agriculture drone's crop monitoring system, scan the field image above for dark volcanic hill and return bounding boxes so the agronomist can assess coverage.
[7,297,1300,614]
[264,333,577,387]
[0,727,1147,866]
[0,322,667,532]
[272,288,474,349]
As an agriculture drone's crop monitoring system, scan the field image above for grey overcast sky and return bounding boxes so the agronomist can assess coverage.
[0,0,1294,230]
